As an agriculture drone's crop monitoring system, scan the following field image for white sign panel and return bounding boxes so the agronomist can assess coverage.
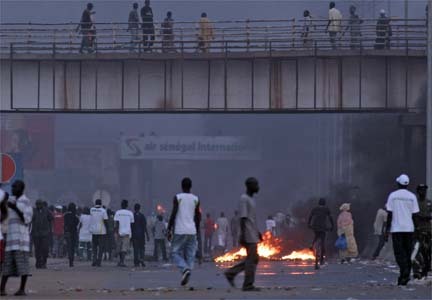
[120,136,260,160]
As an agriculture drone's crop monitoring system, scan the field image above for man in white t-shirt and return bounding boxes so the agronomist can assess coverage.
[167,178,201,286]
[326,1,342,49]
[215,212,229,250]
[385,174,420,286]
[266,216,276,236]
[90,199,108,267]
[114,199,134,267]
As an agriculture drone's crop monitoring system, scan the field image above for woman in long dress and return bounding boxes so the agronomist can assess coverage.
[337,203,358,263]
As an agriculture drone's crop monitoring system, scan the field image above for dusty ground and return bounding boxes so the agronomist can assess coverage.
[2,258,431,299]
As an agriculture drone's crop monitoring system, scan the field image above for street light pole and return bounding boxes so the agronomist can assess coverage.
[427,0,432,198]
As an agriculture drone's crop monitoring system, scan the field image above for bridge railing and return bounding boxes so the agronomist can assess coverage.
[0,18,427,54]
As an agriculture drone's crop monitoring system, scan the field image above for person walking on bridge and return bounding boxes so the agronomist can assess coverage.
[346,5,363,49]
[76,3,96,54]
[375,9,392,49]
[198,13,214,53]
[326,2,342,49]
[128,3,141,52]
[141,0,155,51]
[161,11,175,53]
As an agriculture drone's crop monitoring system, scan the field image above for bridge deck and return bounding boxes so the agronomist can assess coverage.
[0,49,427,61]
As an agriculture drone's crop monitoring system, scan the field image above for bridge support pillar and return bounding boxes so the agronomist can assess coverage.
[427,0,432,198]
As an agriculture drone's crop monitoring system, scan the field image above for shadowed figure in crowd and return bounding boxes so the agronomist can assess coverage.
[131,203,149,267]
[32,199,52,269]
[64,202,80,267]
[308,197,334,266]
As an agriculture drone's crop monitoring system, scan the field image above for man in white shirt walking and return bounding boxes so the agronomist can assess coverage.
[114,199,134,267]
[326,1,342,49]
[167,178,201,286]
[385,174,420,286]
[90,199,108,267]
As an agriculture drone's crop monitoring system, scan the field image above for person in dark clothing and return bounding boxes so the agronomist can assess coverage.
[161,11,174,52]
[375,9,392,49]
[64,203,80,267]
[128,2,140,52]
[307,198,334,265]
[412,184,431,279]
[76,3,96,54]
[32,200,52,269]
[346,5,363,49]
[103,209,115,261]
[131,203,149,267]
[140,0,155,51]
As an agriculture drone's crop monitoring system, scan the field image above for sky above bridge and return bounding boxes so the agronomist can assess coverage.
[0,0,428,23]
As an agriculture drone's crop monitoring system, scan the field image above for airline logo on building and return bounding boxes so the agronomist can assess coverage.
[121,136,260,160]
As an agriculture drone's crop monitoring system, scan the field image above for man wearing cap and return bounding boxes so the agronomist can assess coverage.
[385,174,419,286]
[412,184,431,279]
[375,9,392,49]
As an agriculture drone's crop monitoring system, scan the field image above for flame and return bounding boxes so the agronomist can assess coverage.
[281,249,315,260]
[214,231,315,263]
[215,231,282,263]
[156,204,165,214]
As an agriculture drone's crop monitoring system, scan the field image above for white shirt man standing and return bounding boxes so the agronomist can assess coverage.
[326,1,342,49]
[265,216,276,236]
[385,174,420,286]
[114,199,134,267]
[215,212,229,250]
[89,199,108,267]
[167,178,201,287]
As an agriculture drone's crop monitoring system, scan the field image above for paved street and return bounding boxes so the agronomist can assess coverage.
[2,258,431,299]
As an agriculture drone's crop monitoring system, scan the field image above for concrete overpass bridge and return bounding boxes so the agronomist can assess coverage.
[0,18,428,112]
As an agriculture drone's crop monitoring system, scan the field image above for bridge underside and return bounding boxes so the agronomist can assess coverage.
[0,50,427,112]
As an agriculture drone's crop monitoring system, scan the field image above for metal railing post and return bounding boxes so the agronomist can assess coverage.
[292,18,296,49]
[246,19,250,51]
[69,22,74,53]
[10,43,14,109]
[112,22,116,49]
[27,22,31,53]
[180,28,184,53]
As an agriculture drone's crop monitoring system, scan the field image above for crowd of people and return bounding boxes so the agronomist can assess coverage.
[74,1,424,54]
[307,174,431,285]
[77,0,215,53]
[0,173,430,295]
